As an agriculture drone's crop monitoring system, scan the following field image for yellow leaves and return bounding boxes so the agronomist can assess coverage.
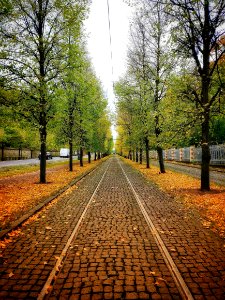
[8,229,23,237]
[45,226,52,230]
[0,160,101,233]
[0,237,13,249]
[8,272,14,278]
[125,159,225,239]
[202,221,212,228]
[150,271,156,275]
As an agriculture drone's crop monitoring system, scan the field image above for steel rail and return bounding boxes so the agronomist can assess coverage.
[118,159,194,300]
[37,161,111,300]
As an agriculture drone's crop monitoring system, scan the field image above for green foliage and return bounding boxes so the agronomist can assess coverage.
[0,0,12,17]
[210,116,225,144]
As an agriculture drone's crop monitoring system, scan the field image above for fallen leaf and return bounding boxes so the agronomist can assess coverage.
[8,272,14,278]
[150,271,156,275]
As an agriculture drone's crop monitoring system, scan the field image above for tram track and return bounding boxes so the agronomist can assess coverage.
[41,157,193,299]
[118,159,194,300]
[0,160,105,240]
[37,161,111,300]
[1,156,224,299]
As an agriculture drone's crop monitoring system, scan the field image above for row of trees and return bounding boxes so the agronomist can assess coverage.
[0,0,113,183]
[116,0,225,190]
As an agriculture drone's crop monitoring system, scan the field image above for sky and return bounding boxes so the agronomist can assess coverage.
[84,0,134,139]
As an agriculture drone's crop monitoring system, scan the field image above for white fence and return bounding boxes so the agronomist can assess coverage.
[150,144,225,165]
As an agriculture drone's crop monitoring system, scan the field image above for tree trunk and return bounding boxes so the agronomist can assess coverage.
[39,127,47,183]
[98,151,101,160]
[88,151,91,163]
[38,5,47,183]
[19,147,22,160]
[157,145,165,173]
[139,148,142,164]
[129,150,132,160]
[145,137,150,168]
[136,148,138,162]
[80,147,83,167]
[200,1,211,190]
[69,141,73,171]
[1,143,4,161]
[94,152,97,161]
[132,150,135,161]
[201,113,210,190]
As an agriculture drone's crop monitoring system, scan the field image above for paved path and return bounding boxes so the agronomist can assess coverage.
[0,157,77,168]
[151,160,225,186]
[0,157,224,299]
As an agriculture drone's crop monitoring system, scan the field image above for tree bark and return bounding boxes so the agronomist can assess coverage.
[139,148,142,164]
[145,137,150,168]
[136,148,138,162]
[129,150,132,160]
[39,126,46,183]
[38,1,47,183]
[200,1,211,191]
[80,147,83,167]
[132,149,135,161]
[157,145,165,173]
[88,151,91,163]
[201,113,211,190]
[1,143,4,161]
[69,141,73,171]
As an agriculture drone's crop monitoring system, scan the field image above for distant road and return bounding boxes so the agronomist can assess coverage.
[0,157,74,168]
[1,157,224,186]
[151,160,225,186]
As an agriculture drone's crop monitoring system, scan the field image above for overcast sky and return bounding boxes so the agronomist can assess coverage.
[84,0,134,117]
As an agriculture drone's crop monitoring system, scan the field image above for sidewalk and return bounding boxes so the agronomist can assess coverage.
[151,160,225,186]
[0,157,225,299]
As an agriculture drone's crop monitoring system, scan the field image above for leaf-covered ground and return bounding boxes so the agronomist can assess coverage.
[1,157,224,241]
[0,160,101,230]
[125,159,225,239]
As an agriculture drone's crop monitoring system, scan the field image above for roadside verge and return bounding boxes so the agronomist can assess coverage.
[0,159,106,239]
[123,157,225,240]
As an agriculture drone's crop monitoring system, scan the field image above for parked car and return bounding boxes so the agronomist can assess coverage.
[38,152,52,160]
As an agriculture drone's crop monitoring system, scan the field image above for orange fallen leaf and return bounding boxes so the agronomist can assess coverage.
[125,159,225,239]
[8,272,14,278]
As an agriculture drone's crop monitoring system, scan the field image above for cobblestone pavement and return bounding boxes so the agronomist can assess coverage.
[0,156,225,300]
[151,160,225,186]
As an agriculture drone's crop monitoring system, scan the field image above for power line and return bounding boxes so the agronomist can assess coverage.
[107,0,114,83]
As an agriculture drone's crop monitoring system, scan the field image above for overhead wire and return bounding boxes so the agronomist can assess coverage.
[107,0,114,85]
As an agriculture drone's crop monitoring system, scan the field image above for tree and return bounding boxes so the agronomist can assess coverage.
[115,77,143,162]
[159,73,202,148]
[165,0,225,190]
[126,14,154,168]
[0,0,89,183]
[138,0,174,173]
[57,27,88,171]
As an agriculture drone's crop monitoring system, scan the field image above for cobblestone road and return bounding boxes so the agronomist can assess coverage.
[0,157,224,300]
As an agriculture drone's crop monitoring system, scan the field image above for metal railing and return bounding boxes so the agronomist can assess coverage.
[150,144,225,165]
